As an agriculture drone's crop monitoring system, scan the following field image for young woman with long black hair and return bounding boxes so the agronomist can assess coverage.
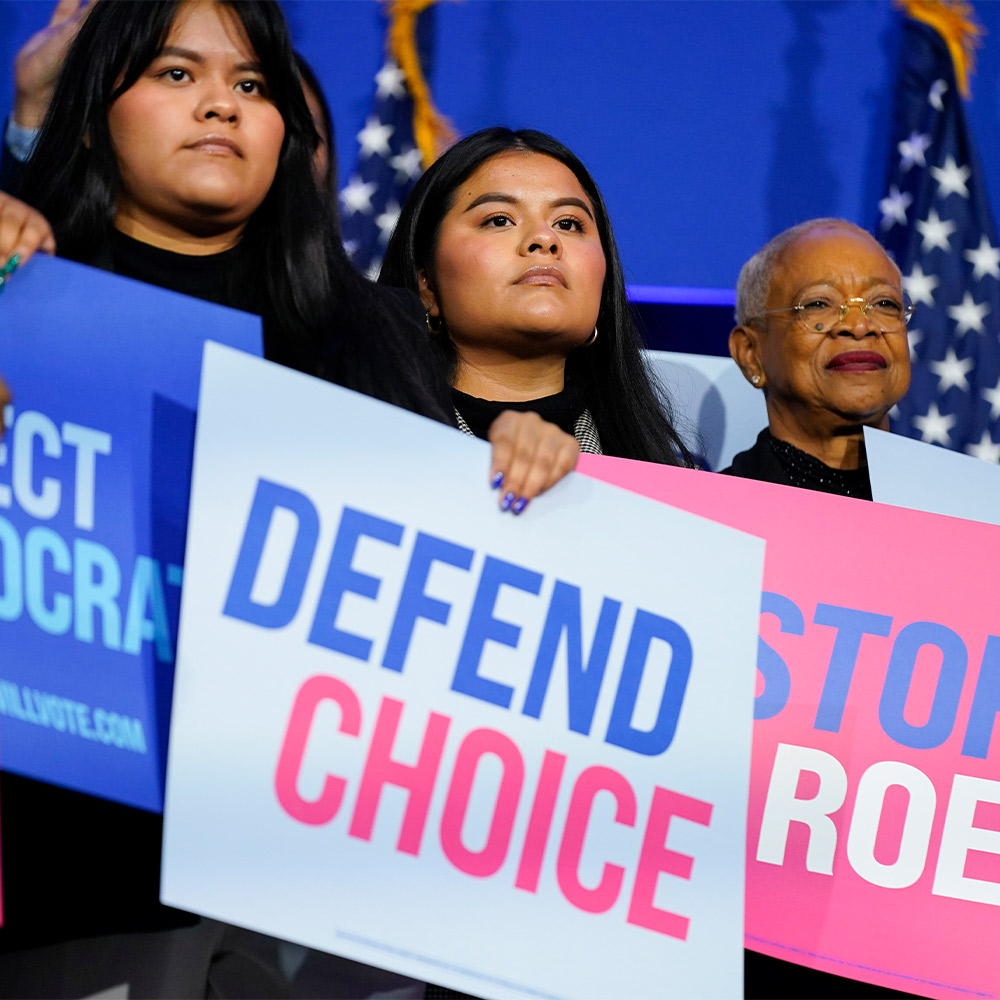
[380,127,695,475]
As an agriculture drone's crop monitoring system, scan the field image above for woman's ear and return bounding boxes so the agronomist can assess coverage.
[417,269,440,318]
[729,325,766,389]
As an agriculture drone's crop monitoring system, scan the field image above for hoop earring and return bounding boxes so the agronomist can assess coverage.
[425,311,443,335]
[584,326,599,347]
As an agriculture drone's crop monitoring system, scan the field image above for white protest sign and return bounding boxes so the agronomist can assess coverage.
[161,344,765,1000]
[865,426,1000,525]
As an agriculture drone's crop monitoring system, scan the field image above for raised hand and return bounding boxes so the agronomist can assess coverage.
[13,0,94,129]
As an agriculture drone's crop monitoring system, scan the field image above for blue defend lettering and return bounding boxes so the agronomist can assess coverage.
[452,555,544,709]
[224,479,320,629]
[522,580,621,736]
[382,531,474,673]
[308,506,403,661]
[606,609,692,756]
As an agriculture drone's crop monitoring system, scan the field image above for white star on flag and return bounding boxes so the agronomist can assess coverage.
[374,61,406,99]
[880,12,1000,458]
[340,26,442,277]
[983,379,1000,419]
[375,200,402,244]
[357,116,394,159]
[916,208,957,252]
[930,347,974,392]
[964,236,1000,281]
[898,131,932,170]
[390,146,423,183]
[913,402,956,445]
[903,263,939,306]
[966,431,1000,463]
[340,176,377,215]
[928,78,948,110]
[948,291,990,335]
[930,156,971,198]
[879,185,913,229]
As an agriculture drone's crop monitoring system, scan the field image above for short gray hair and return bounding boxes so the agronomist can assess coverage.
[734,219,887,326]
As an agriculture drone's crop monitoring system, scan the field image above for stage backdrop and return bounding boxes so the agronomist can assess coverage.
[4,0,1000,292]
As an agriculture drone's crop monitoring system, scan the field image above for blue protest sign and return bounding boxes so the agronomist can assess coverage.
[0,254,261,811]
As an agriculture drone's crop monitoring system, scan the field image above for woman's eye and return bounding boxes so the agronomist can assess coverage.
[484,215,512,228]
[872,297,903,314]
[237,79,265,96]
[800,298,831,312]
[554,217,584,232]
[162,67,189,82]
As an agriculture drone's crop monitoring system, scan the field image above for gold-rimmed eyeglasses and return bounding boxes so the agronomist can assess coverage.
[748,295,915,333]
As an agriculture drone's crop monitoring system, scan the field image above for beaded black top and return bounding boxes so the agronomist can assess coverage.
[767,432,873,500]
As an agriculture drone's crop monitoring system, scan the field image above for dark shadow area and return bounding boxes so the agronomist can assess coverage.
[633,300,734,356]
[746,949,922,999]
[477,1,513,125]
[766,2,843,236]
[862,13,903,230]
[149,392,198,792]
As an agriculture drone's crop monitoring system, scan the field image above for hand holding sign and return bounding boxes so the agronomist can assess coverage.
[487,410,580,515]
[0,191,55,275]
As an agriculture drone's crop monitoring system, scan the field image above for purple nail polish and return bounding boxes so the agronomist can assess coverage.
[511,497,529,515]
[500,491,515,511]
[490,470,505,489]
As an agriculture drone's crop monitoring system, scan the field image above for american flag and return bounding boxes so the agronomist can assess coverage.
[878,4,1000,462]
[339,54,424,281]
[340,0,450,281]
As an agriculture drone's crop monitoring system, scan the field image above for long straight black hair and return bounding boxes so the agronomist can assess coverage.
[17,0,451,421]
[379,127,694,465]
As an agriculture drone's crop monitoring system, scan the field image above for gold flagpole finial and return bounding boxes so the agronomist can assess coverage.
[386,0,458,169]
[897,0,985,97]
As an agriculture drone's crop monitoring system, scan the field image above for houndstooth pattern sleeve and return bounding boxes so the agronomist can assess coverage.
[455,407,603,454]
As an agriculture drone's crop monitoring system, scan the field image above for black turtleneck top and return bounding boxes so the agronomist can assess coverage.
[451,383,588,440]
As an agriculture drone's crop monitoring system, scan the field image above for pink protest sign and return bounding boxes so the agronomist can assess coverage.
[579,456,1000,1000]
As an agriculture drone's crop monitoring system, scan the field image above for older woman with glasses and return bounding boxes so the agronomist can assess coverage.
[724,218,913,499]
[728,219,923,1000]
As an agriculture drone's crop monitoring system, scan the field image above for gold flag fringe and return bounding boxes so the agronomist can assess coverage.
[386,0,458,168]
[897,0,984,97]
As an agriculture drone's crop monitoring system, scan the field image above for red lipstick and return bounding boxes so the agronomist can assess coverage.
[827,351,887,371]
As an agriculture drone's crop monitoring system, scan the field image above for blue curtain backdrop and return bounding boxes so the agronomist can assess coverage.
[3,0,1000,293]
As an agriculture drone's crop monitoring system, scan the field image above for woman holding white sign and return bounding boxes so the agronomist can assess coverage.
[380,127,696,490]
